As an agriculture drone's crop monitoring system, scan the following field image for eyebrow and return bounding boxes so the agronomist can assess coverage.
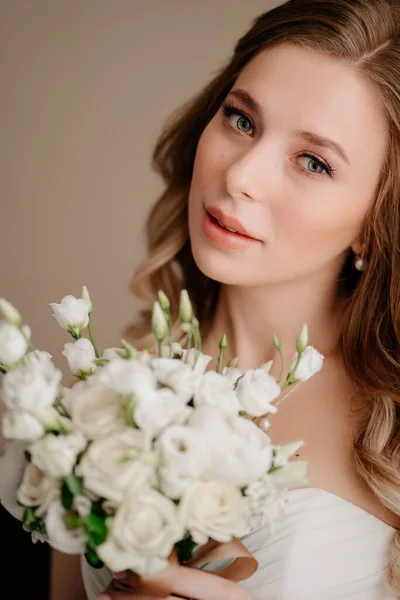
[227,88,350,165]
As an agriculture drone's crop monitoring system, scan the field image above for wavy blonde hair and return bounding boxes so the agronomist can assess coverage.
[124,0,400,593]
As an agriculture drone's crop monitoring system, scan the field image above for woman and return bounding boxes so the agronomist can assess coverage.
[60,0,400,598]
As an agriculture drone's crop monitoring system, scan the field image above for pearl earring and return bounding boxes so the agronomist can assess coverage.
[354,244,368,272]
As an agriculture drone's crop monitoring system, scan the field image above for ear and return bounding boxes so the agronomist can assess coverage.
[351,238,363,256]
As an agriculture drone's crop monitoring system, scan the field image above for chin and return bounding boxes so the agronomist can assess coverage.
[190,240,254,285]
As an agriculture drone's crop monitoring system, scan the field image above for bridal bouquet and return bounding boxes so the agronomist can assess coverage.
[0,288,323,579]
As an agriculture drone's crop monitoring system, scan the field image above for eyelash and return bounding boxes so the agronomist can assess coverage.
[221,100,336,179]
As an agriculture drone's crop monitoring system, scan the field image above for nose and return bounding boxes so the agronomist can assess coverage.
[224,141,279,204]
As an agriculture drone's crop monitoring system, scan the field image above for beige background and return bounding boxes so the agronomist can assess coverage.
[0,0,281,386]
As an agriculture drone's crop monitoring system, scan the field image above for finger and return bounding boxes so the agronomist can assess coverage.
[125,564,254,600]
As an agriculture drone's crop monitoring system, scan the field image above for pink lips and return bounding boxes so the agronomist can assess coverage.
[206,205,257,239]
[203,206,262,250]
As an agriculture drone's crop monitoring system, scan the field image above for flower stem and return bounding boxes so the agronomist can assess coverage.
[87,316,100,359]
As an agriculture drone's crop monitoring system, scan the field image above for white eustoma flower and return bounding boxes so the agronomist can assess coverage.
[179,481,246,545]
[23,350,53,366]
[97,488,184,574]
[235,368,281,417]
[46,502,86,554]
[102,347,123,361]
[181,348,213,374]
[2,353,62,412]
[134,388,189,438]
[0,321,28,365]
[157,424,212,499]
[76,429,155,503]
[17,463,60,517]
[289,346,324,382]
[49,295,91,336]
[62,338,97,378]
[93,357,157,397]
[151,357,200,403]
[65,382,126,440]
[194,371,240,414]
[29,432,87,479]
[2,410,45,441]
[189,405,274,487]
[221,366,243,387]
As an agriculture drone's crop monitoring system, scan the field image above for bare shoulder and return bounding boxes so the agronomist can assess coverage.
[267,354,400,530]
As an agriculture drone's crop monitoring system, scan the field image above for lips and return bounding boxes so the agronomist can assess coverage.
[205,205,259,240]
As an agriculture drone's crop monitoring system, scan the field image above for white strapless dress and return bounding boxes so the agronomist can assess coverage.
[81,487,397,599]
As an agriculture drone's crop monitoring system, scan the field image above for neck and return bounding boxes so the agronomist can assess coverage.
[201,268,346,377]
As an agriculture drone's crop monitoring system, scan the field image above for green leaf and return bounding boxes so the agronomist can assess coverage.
[174,534,197,564]
[84,545,104,569]
[24,450,32,462]
[24,506,37,525]
[64,511,82,530]
[66,474,83,496]
[61,483,74,511]
[84,514,108,546]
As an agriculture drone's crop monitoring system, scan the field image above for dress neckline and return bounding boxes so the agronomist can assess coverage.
[287,486,398,531]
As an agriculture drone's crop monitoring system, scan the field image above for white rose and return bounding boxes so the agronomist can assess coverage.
[0,440,29,520]
[17,463,60,517]
[2,353,62,413]
[196,410,274,487]
[0,321,28,365]
[63,338,97,378]
[45,502,86,554]
[97,488,183,574]
[235,368,280,417]
[2,410,45,441]
[93,357,157,397]
[272,440,304,468]
[66,382,126,440]
[29,432,87,479]
[194,371,240,415]
[179,481,246,545]
[76,429,155,503]
[151,358,200,403]
[181,348,213,374]
[290,346,324,381]
[49,295,91,335]
[222,366,243,387]
[157,424,212,499]
[134,388,188,437]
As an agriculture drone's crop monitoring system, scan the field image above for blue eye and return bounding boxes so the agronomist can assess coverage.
[222,101,254,135]
[221,100,336,178]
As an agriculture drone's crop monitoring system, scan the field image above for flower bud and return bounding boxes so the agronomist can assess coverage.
[0,298,22,327]
[81,286,92,312]
[152,301,168,340]
[157,290,170,312]
[296,324,308,354]
[273,334,281,351]
[179,290,193,323]
[219,333,228,350]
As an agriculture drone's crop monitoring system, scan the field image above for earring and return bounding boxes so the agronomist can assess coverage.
[354,243,368,272]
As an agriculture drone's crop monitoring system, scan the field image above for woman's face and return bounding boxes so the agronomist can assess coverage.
[188,43,388,287]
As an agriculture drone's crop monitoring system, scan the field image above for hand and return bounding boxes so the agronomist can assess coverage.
[97,563,255,600]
